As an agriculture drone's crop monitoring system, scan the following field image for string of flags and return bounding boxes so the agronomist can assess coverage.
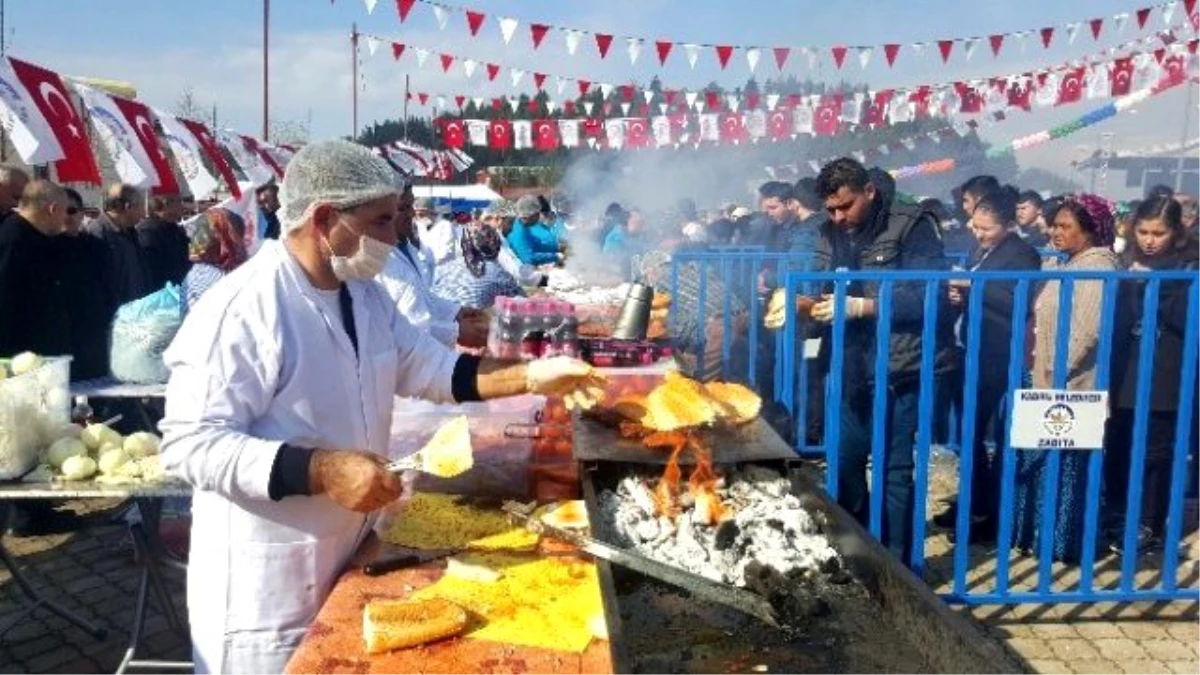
[0,54,293,197]
[364,27,1195,124]
[371,139,474,180]
[884,76,1192,179]
[348,0,1200,73]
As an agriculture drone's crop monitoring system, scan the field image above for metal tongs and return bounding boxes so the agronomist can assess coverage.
[501,500,780,628]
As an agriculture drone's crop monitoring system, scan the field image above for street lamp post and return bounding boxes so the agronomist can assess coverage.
[263,0,270,141]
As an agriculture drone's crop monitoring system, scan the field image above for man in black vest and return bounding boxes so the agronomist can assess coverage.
[783,158,957,562]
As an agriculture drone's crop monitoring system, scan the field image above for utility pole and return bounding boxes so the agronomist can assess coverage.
[263,0,270,141]
[403,75,410,141]
[351,24,360,141]
[1,0,7,55]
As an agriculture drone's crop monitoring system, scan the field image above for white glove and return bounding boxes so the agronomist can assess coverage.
[526,356,608,410]
[764,289,787,331]
[810,295,869,324]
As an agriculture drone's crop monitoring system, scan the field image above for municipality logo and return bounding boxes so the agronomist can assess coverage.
[1042,403,1076,437]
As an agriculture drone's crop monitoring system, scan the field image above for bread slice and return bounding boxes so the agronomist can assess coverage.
[421,416,474,479]
[703,382,762,425]
[362,597,468,654]
[643,372,718,431]
[541,500,589,530]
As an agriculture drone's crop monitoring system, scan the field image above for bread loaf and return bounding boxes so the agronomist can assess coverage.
[362,597,468,654]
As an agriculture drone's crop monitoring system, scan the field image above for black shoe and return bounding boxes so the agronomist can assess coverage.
[1108,526,1163,555]
[932,502,958,529]
[947,517,997,545]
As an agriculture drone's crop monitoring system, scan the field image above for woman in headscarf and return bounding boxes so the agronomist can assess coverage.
[433,223,525,310]
[1012,194,1119,563]
[181,208,248,313]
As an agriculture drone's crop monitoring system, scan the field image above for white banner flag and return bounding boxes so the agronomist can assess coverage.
[0,57,64,164]
[466,120,489,146]
[155,110,220,200]
[512,120,532,149]
[72,83,153,187]
[698,114,720,141]
[558,119,580,148]
[651,116,672,147]
[217,128,273,185]
[604,119,626,149]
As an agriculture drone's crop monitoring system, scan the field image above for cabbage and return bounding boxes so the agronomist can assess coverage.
[123,432,161,459]
[98,447,131,475]
[81,424,122,452]
[44,423,83,446]
[61,455,97,481]
[10,351,43,376]
[47,438,88,468]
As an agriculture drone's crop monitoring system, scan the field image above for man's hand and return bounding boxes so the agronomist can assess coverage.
[526,356,607,410]
[309,450,404,513]
[764,289,816,330]
[457,313,490,349]
[810,294,872,324]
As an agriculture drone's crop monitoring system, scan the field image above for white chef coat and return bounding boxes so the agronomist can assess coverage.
[377,246,461,347]
[159,240,460,674]
[406,239,437,288]
[421,217,460,267]
[497,236,546,287]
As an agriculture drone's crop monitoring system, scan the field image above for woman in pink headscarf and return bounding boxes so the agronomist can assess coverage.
[181,208,249,313]
[1013,194,1119,563]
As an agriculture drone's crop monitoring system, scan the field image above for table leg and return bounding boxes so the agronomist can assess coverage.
[0,503,108,642]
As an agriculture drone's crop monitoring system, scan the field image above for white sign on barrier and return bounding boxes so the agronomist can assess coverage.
[1009,389,1109,450]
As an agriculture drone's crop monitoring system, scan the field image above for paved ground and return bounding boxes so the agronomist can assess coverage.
[0,494,1196,673]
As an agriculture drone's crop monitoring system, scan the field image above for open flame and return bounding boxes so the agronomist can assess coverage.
[652,444,683,518]
[687,444,729,526]
[643,432,730,525]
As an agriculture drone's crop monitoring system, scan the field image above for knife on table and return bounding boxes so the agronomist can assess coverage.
[363,547,460,576]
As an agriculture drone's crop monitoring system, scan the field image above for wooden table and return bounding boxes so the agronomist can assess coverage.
[284,557,613,674]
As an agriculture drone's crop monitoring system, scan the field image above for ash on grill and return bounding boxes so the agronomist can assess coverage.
[596,464,852,624]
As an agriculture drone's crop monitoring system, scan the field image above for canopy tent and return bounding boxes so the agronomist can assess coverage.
[412,184,503,213]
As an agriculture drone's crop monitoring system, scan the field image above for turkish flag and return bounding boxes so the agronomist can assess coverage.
[1057,67,1086,105]
[178,118,240,198]
[864,90,893,126]
[955,82,983,113]
[813,97,841,136]
[625,118,651,148]
[111,97,180,194]
[241,135,284,179]
[488,119,512,149]
[581,118,603,138]
[440,118,465,149]
[719,112,746,143]
[1007,78,1033,110]
[533,119,559,150]
[767,108,793,139]
[1160,54,1187,88]
[8,58,101,184]
[908,87,932,118]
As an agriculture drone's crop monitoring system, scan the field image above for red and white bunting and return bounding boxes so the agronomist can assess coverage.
[499,16,519,44]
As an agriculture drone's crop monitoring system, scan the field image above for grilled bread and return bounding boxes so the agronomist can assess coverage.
[421,416,474,479]
[703,381,762,425]
[362,597,468,654]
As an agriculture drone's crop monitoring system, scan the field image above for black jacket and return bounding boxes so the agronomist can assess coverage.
[137,217,192,289]
[1110,246,1199,411]
[61,234,118,380]
[959,233,1042,383]
[810,173,958,395]
[0,214,73,360]
[84,214,154,305]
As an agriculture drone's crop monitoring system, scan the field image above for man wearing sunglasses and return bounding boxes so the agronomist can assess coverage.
[83,183,154,305]
[59,187,116,382]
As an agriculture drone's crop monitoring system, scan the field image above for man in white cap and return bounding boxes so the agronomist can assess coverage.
[412,195,459,270]
[160,140,602,673]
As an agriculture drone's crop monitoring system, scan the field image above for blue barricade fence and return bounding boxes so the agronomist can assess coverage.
[774,267,1199,606]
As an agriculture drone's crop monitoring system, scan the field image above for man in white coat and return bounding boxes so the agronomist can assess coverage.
[160,140,603,674]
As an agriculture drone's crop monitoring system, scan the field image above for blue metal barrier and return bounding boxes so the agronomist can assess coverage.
[777,267,1200,605]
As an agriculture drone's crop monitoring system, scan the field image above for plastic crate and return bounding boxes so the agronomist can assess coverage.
[389,395,545,498]
[0,356,72,479]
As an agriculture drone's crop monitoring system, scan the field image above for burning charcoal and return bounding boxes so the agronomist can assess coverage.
[626,479,658,516]
[635,518,660,543]
[713,520,740,550]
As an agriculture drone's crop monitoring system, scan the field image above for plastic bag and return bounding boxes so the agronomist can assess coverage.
[110,283,184,384]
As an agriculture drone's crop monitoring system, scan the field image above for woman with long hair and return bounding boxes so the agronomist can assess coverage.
[1104,196,1198,552]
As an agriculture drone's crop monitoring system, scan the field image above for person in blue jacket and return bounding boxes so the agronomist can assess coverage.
[507,195,561,266]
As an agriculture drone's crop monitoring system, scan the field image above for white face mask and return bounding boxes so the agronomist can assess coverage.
[327,229,393,281]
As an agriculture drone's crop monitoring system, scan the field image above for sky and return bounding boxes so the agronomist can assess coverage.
[4,0,1197,198]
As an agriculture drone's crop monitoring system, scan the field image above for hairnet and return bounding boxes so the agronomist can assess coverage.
[515,195,541,218]
[279,140,402,234]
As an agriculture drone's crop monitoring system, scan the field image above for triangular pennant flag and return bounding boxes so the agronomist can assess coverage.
[715,45,734,69]
[658,103,669,115]
[1138,7,1152,29]
[643,89,655,104]
[1066,22,1081,44]
[578,80,591,96]
[472,96,484,109]
[727,94,741,112]
[462,59,477,78]
[533,72,547,89]
[396,0,416,22]
[486,63,500,81]
[546,99,558,114]
[773,47,790,70]
[365,36,381,56]
[619,85,635,102]
[583,101,595,116]
[656,41,673,65]
[683,43,701,68]
[417,92,428,105]
[599,82,614,99]
[628,38,642,64]
[963,38,978,60]
[510,69,525,87]
[884,43,901,66]
[414,47,429,67]
[365,0,378,14]
[439,53,454,72]
[432,5,449,30]
[530,23,549,49]
[831,45,848,68]
[465,10,486,36]
[805,47,820,69]
[1163,1,1177,25]
[509,99,520,113]
[556,77,567,94]
[391,42,406,59]
[595,33,614,59]
[1114,12,1130,33]
[455,95,465,109]
[1090,18,1104,40]
[912,42,926,58]
[685,91,699,108]
[564,30,582,55]
[1015,31,1028,52]
[436,95,446,109]
[1187,0,1199,30]
[989,34,1005,56]
[621,102,632,115]
[858,46,873,69]
[938,40,954,62]
[766,93,781,110]
[1040,27,1055,49]
[499,17,519,44]
[746,47,761,73]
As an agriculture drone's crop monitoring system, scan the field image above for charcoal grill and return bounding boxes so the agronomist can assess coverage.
[573,417,1028,674]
